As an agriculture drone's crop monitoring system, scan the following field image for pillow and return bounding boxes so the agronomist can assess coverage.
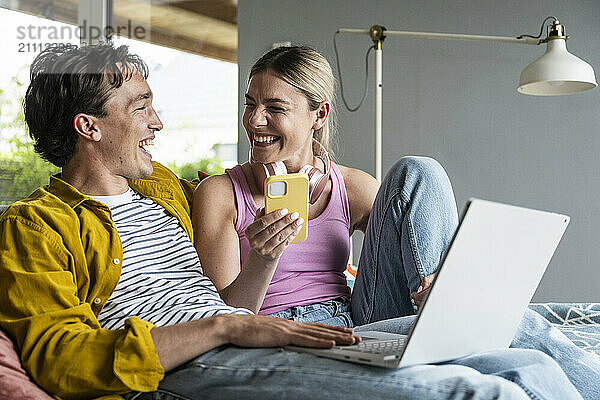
[197,170,211,181]
[0,327,53,399]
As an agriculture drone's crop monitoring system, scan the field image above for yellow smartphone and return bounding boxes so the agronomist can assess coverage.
[264,173,309,243]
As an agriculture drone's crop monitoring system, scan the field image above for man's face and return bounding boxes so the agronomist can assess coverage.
[94,72,162,180]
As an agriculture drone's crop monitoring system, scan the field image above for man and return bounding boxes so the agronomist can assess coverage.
[0,43,593,400]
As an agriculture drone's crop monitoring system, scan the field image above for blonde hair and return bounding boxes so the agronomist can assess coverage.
[249,46,336,156]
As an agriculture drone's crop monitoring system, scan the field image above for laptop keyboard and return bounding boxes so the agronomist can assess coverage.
[337,337,407,355]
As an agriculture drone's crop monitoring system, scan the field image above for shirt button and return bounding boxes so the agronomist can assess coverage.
[93,298,102,305]
[112,258,121,265]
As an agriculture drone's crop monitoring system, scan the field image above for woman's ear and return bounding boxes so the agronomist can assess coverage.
[312,101,331,131]
[73,113,101,142]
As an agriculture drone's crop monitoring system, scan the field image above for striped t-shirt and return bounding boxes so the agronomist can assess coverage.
[89,188,252,330]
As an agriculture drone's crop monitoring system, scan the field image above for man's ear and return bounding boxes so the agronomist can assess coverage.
[73,113,101,142]
[312,101,331,131]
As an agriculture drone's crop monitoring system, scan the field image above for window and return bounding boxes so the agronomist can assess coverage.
[0,2,238,203]
[0,7,77,203]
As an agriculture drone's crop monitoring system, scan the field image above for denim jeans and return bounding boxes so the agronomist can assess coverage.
[267,296,354,327]
[134,318,582,400]
[352,156,459,323]
[133,157,592,399]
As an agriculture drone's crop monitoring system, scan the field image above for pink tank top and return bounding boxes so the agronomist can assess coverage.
[226,162,352,315]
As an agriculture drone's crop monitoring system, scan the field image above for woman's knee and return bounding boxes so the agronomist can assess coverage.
[390,155,447,180]
[385,156,452,195]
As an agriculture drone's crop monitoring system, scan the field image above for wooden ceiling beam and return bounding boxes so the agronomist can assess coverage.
[163,0,237,25]
[113,0,237,61]
[5,0,237,62]
[149,25,236,62]
[109,14,235,62]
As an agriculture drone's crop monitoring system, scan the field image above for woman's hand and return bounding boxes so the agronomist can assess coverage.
[245,208,304,262]
[411,273,436,309]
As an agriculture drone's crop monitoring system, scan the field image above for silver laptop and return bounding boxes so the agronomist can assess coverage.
[285,198,570,368]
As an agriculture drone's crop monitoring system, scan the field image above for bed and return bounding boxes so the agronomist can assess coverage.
[529,302,600,358]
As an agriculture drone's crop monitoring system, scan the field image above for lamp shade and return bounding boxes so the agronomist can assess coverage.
[518,38,597,95]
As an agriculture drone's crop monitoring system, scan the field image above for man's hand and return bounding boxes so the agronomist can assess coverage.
[411,273,436,309]
[152,314,360,372]
[219,314,360,349]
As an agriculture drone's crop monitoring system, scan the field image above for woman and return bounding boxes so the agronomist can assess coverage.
[193,45,466,326]
[192,46,600,399]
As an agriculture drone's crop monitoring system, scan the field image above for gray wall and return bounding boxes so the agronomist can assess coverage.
[238,0,600,302]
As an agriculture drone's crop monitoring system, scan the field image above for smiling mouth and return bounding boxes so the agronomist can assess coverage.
[139,138,154,157]
[253,135,280,146]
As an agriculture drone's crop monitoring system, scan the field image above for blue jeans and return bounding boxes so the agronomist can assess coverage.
[267,296,354,327]
[352,156,459,323]
[136,157,593,399]
[132,309,582,399]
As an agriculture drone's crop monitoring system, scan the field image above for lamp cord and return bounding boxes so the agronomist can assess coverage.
[517,16,557,40]
[333,30,374,112]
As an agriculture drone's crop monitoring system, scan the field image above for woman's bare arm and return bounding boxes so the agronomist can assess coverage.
[192,174,301,313]
[339,165,380,234]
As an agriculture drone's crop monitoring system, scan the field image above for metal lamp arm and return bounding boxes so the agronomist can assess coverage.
[338,27,541,45]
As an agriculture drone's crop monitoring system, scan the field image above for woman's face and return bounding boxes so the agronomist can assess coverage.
[243,70,322,169]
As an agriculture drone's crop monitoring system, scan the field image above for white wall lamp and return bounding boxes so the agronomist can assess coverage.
[336,17,597,181]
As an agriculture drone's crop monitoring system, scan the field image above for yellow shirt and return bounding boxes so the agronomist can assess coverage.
[0,162,198,399]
